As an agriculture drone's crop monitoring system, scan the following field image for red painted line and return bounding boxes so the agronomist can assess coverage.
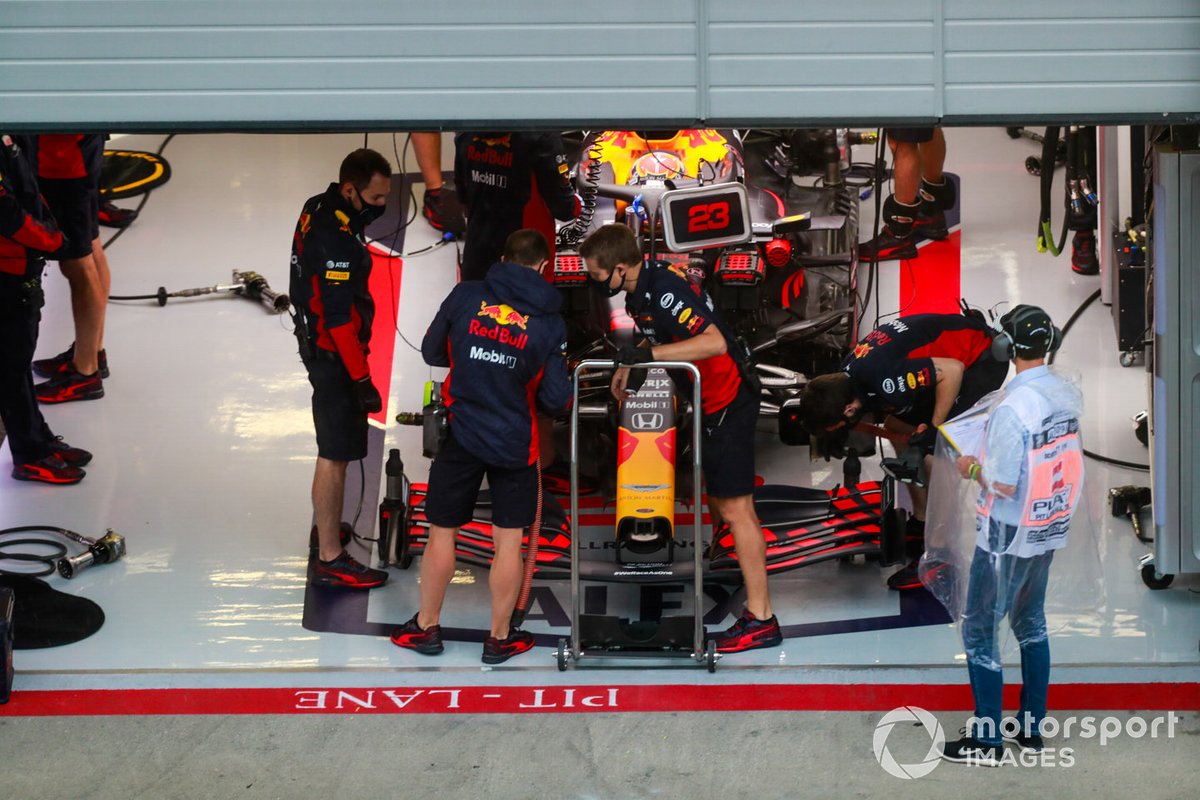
[899,229,961,316]
[367,245,403,425]
[1,682,1195,717]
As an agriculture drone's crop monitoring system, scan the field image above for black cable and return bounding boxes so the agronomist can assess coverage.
[102,134,174,251]
[1050,287,1150,471]
[0,532,69,577]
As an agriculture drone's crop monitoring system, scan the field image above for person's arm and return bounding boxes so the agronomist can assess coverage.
[421,287,458,368]
[536,318,572,414]
[532,133,579,221]
[0,172,62,253]
[929,357,965,426]
[312,228,371,380]
[645,324,727,363]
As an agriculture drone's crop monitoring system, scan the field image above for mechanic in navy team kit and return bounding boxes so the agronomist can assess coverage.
[453,131,579,282]
[391,229,571,664]
[578,223,781,654]
[290,148,392,589]
[0,134,93,484]
[801,312,1008,588]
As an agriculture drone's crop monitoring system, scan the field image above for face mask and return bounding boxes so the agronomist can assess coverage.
[356,189,387,225]
[590,268,624,298]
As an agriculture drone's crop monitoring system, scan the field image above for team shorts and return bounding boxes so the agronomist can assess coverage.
[307,352,368,462]
[701,385,759,499]
[425,430,538,529]
[39,177,99,261]
[886,127,936,145]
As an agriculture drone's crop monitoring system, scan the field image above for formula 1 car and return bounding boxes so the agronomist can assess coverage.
[545,128,865,497]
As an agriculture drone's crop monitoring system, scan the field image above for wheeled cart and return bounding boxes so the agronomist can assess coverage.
[557,359,716,672]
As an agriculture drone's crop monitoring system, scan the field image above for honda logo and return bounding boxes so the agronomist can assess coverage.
[631,413,664,430]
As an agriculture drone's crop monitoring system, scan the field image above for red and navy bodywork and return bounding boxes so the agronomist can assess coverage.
[421,259,571,470]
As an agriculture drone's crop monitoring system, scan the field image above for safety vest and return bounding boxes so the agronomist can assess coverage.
[976,381,1084,557]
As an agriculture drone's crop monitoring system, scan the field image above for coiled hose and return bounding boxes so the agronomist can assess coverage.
[557,135,604,248]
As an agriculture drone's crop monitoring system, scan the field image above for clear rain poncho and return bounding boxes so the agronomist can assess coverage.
[919,367,1105,682]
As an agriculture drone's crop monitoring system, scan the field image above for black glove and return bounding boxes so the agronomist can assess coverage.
[354,376,383,414]
[617,346,653,394]
[908,425,936,455]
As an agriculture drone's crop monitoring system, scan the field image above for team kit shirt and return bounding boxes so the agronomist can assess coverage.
[288,183,375,379]
[624,261,741,415]
[453,132,578,280]
[843,313,993,418]
[422,260,571,470]
[0,135,63,277]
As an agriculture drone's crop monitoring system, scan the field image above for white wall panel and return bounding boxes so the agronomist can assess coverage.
[0,0,1196,129]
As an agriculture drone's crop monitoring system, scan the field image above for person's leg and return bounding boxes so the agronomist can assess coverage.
[919,127,947,185]
[712,494,771,620]
[488,526,524,639]
[56,255,104,376]
[961,545,1006,747]
[417,525,460,628]
[312,456,349,561]
[891,141,922,206]
[91,237,110,352]
[1011,551,1054,737]
[411,132,444,191]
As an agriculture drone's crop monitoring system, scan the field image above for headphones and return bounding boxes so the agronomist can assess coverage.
[990,304,1062,361]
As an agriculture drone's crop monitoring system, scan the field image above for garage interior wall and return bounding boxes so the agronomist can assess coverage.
[0,0,1197,129]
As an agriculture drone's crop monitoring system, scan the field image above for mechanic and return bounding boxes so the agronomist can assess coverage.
[801,311,1007,589]
[411,132,467,236]
[453,131,579,282]
[21,134,112,403]
[391,229,571,664]
[0,134,92,484]
[579,223,781,654]
[940,305,1082,765]
[859,127,955,261]
[290,148,392,589]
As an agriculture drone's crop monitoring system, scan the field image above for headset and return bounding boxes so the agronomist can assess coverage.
[990,304,1062,361]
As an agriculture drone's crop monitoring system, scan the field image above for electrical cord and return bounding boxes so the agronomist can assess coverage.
[101,133,175,252]
[0,528,73,577]
[1050,287,1150,471]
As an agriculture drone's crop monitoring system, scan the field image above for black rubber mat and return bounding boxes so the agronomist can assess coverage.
[100,149,171,199]
[0,574,105,649]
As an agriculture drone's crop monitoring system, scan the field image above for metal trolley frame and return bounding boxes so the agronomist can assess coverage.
[557,359,716,672]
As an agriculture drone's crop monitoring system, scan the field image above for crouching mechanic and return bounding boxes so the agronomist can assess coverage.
[290,148,392,589]
[580,224,780,654]
[801,312,1007,589]
[391,229,571,664]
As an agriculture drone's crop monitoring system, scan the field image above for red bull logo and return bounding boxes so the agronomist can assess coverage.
[478,300,528,329]
[468,318,528,349]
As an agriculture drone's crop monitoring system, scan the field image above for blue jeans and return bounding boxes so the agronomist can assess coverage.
[961,520,1054,745]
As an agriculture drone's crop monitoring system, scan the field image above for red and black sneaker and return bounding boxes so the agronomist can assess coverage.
[887,557,924,591]
[98,200,139,229]
[422,185,467,236]
[308,522,355,557]
[707,610,783,654]
[33,344,109,379]
[12,453,85,485]
[35,367,104,404]
[913,208,949,241]
[46,437,93,467]
[858,226,918,261]
[390,613,444,655]
[481,628,535,664]
[310,550,388,589]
